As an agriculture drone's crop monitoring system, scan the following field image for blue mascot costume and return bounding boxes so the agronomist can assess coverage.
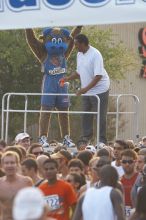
[25,26,82,148]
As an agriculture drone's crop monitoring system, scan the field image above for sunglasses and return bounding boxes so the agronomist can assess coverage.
[121,159,134,164]
[113,147,123,151]
[33,151,44,156]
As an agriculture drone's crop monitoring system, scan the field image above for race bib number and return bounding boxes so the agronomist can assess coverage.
[125,206,132,218]
[48,67,66,75]
[44,194,60,211]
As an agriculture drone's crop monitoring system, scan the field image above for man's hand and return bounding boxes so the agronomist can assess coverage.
[76,88,87,96]
[59,78,65,87]
[59,77,69,87]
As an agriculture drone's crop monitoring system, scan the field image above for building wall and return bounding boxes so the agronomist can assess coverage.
[98,22,146,142]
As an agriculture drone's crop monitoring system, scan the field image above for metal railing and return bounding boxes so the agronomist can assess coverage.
[1,93,139,143]
[1,93,100,143]
[108,94,140,141]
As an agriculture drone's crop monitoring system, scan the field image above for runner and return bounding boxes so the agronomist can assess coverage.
[72,165,125,220]
[39,158,77,220]
[0,151,33,220]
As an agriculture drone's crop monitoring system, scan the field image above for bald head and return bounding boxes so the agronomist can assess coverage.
[99,165,118,188]
[139,148,146,156]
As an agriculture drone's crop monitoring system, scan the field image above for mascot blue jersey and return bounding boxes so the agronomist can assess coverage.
[41,27,70,108]
[43,53,67,75]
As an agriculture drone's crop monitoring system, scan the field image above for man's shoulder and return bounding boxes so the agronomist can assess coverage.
[56,180,77,194]
[0,176,6,184]
[110,187,124,207]
[89,46,101,55]
[77,46,100,58]
[39,179,67,188]
[39,180,48,189]
[39,179,75,195]
[121,172,138,182]
[110,187,122,199]
[57,179,73,188]
[17,174,33,185]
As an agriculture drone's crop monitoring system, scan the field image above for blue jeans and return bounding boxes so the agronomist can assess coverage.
[82,90,109,144]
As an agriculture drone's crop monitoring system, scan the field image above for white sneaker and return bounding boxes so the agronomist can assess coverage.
[63,135,75,148]
[95,142,106,150]
[39,136,50,152]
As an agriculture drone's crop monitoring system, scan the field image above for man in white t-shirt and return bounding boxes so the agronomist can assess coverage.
[72,165,125,220]
[64,34,110,144]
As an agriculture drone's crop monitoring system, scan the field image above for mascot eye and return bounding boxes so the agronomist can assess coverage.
[52,38,57,44]
[58,38,62,44]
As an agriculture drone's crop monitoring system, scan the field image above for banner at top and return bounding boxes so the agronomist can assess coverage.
[0,0,146,30]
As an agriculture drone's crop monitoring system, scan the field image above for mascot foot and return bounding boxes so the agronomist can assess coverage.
[95,142,105,150]
[63,135,75,148]
[39,135,50,152]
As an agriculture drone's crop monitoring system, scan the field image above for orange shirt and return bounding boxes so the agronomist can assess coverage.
[39,179,77,220]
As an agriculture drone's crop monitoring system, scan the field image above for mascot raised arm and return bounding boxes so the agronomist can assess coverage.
[25,26,82,149]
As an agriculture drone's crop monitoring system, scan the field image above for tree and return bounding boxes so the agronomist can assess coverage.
[0,30,41,141]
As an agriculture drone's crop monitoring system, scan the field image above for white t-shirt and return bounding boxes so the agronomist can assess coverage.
[111,160,124,178]
[76,46,110,95]
[82,186,116,220]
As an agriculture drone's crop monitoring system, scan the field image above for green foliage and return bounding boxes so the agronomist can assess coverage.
[0,30,41,140]
[0,30,41,93]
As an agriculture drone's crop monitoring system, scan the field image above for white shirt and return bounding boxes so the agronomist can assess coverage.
[82,186,116,220]
[111,160,124,178]
[76,46,110,95]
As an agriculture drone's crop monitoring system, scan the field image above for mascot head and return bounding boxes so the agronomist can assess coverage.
[40,27,71,55]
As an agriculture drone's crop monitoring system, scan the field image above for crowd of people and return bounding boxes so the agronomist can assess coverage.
[0,132,146,220]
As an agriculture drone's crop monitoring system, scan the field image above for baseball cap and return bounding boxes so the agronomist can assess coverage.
[142,136,146,142]
[15,132,30,143]
[85,145,96,154]
[13,187,46,220]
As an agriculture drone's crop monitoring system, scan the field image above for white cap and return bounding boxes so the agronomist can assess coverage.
[15,132,30,143]
[142,136,146,141]
[85,145,96,154]
[13,187,46,220]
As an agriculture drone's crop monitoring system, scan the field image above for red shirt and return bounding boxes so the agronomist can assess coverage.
[39,179,77,220]
[121,173,138,207]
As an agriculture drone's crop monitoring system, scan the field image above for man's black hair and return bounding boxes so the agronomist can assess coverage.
[77,150,92,166]
[75,34,89,46]
[43,158,59,169]
[21,158,38,172]
[99,165,118,188]
[68,158,84,170]
[115,139,129,150]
